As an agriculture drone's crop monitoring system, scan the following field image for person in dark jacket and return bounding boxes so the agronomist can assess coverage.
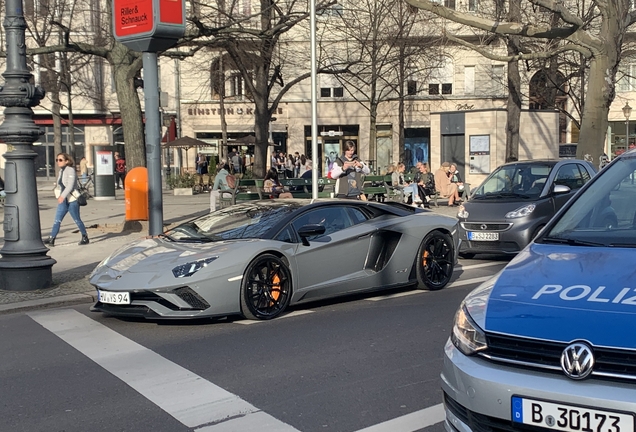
[329,140,370,199]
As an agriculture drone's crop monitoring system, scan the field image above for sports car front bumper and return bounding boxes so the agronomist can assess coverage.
[441,339,636,432]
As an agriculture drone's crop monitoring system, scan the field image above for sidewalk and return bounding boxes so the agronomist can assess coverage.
[0,183,459,314]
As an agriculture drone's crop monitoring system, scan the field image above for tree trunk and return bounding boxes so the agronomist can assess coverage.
[219,53,228,163]
[576,54,612,162]
[51,89,63,176]
[505,0,521,162]
[111,44,145,168]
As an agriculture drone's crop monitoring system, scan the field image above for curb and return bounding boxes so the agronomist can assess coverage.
[0,291,96,315]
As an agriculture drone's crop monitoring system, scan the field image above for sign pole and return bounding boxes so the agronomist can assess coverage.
[142,52,163,235]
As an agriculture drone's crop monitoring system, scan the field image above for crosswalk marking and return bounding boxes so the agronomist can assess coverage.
[29,309,299,431]
[448,275,492,287]
[353,403,445,432]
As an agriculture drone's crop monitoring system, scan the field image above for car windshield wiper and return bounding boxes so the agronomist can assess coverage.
[473,191,532,199]
[157,233,176,242]
[541,236,605,247]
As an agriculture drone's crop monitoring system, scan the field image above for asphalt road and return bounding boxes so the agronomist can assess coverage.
[0,257,510,432]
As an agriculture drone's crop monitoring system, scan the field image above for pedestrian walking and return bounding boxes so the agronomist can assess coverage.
[44,153,89,246]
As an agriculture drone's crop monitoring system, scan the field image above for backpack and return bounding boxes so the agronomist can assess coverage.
[226,173,236,189]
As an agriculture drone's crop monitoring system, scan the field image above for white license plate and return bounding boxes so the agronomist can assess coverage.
[468,231,499,241]
[98,290,130,305]
[512,396,634,432]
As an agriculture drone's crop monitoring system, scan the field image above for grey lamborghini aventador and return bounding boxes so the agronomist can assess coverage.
[90,199,459,320]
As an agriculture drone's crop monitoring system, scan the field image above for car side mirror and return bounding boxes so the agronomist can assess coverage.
[553,184,571,195]
[297,224,326,246]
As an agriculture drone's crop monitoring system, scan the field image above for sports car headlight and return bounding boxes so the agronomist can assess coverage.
[451,304,487,356]
[505,203,536,219]
[457,204,469,219]
[172,257,218,278]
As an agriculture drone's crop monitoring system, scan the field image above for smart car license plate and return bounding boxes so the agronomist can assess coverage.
[98,290,130,305]
[512,396,634,432]
[467,231,498,241]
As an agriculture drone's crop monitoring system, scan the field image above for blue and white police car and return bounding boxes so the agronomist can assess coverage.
[443,149,636,432]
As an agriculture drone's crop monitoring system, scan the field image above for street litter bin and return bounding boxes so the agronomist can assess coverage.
[125,167,149,221]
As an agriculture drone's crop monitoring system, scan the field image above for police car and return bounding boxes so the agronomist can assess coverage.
[443,150,636,432]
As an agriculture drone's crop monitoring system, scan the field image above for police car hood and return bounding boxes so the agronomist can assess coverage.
[485,243,636,349]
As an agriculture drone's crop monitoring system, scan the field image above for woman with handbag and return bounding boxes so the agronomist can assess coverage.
[44,153,89,246]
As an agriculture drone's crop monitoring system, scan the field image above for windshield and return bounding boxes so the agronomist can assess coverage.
[473,163,554,199]
[543,155,636,247]
[165,201,302,242]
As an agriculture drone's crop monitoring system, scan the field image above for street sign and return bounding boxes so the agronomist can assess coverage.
[113,0,185,52]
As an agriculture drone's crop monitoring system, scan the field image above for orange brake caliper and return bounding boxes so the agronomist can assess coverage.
[422,250,430,268]
[270,273,281,305]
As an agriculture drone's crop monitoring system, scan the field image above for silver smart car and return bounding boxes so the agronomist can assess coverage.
[443,150,636,432]
[457,159,596,257]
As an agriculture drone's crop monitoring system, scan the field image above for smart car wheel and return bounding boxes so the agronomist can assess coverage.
[240,254,292,320]
[417,231,454,290]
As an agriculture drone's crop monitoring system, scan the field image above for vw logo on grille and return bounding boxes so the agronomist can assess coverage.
[480,224,488,230]
[560,342,595,380]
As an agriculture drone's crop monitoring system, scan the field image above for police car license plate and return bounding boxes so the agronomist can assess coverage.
[98,290,130,305]
[512,396,634,432]
[467,231,498,241]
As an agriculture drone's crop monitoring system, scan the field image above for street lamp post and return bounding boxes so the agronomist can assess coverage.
[0,0,56,290]
[623,102,632,153]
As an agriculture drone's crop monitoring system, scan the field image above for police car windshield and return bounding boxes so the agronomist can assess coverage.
[543,156,636,247]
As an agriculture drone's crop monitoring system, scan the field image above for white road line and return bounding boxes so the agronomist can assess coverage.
[448,275,492,287]
[457,261,506,271]
[234,309,315,325]
[366,290,425,302]
[28,309,299,432]
[366,275,493,302]
[353,403,445,432]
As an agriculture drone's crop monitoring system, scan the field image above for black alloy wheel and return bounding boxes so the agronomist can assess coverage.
[417,231,454,290]
[240,254,292,320]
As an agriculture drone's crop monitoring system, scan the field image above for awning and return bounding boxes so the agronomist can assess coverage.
[162,136,214,149]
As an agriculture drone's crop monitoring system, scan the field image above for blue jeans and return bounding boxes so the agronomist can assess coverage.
[51,198,87,238]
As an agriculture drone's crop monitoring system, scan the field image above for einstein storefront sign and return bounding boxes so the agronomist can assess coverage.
[186,106,284,117]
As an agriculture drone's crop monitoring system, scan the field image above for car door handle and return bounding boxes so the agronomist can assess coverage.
[357,232,374,239]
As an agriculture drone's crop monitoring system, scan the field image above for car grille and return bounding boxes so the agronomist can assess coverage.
[173,287,210,310]
[444,392,548,432]
[461,222,512,231]
[463,241,520,252]
[481,333,636,381]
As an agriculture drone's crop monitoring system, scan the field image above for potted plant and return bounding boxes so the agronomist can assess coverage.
[166,172,197,195]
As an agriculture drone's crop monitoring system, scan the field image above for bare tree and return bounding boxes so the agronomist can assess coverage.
[321,0,442,167]
[405,0,636,162]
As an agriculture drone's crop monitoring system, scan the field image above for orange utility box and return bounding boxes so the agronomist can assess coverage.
[125,167,149,221]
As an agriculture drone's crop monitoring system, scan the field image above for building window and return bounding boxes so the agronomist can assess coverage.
[407,80,417,96]
[618,63,636,92]
[464,66,475,95]
[320,75,344,98]
[428,56,454,95]
[444,0,456,9]
[333,87,344,97]
[320,88,331,97]
[318,2,343,17]
[468,0,478,11]
[491,65,505,95]
[230,73,244,98]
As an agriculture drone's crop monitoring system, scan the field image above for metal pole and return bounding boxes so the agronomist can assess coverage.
[310,0,318,199]
[627,117,630,153]
[143,52,164,235]
[0,0,56,290]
